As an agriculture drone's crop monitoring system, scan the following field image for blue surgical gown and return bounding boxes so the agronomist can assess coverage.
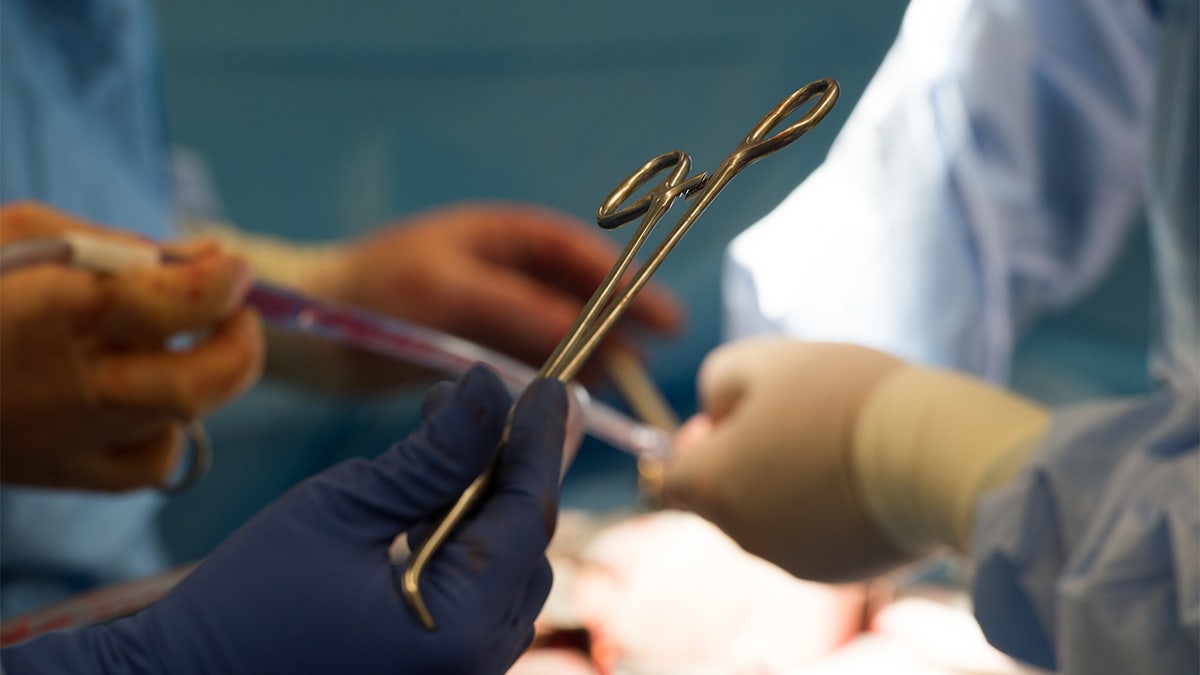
[722,0,1198,672]
[0,0,175,613]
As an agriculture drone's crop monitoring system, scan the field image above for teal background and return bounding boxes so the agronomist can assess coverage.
[151,1,1150,561]
[152,1,908,406]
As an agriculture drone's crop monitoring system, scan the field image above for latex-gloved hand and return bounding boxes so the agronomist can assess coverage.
[663,338,910,582]
[196,202,685,368]
[0,202,262,491]
[1,365,569,675]
[323,203,685,366]
[663,338,1049,583]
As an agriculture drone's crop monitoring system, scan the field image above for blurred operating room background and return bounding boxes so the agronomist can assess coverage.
[151,0,1151,561]
[152,0,907,398]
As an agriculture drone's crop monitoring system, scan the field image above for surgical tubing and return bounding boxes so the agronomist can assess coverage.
[243,283,671,461]
[0,237,673,461]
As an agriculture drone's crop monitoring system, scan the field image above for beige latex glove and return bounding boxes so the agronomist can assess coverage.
[0,202,264,491]
[663,337,1049,583]
[663,338,910,582]
[190,202,685,371]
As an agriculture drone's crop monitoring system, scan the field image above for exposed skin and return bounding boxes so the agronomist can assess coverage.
[0,202,264,491]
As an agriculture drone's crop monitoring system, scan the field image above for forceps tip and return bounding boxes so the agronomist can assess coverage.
[401,566,437,630]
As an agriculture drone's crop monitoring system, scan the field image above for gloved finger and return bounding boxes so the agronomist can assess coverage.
[447,262,596,367]
[561,385,587,472]
[0,201,152,247]
[402,378,574,547]
[505,627,539,674]
[69,425,182,492]
[448,378,566,603]
[2,263,108,325]
[649,350,748,518]
[95,252,253,346]
[419,380,457,421]
[495,558,555,671]
[480,623,539,675]
[661,413,718,510]
[303,364,511,540]
[496,210,685,336]
[403,520,434,554]
[91,309,264,418]
[106,426,184,491]
[693,338,778,421]
[669,413,714,458]
[160,236,221,261]
[509,556,555,633]
[660,405,754,524]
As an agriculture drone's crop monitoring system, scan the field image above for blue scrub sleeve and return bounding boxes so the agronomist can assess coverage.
[971,389,1199,673]
[0,365,568,675]
[971,2,1199,672]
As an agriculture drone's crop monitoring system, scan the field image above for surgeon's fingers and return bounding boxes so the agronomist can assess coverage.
[692,338,772,422]
[304,365,511,540]
[671,413,715,459]
[661,412,737,519]
[1,263,101,326]
[456,378,566,597]
[161,236,222,261]
[0,201,151,247]
[95,252,254,346]
[99,426,185,492]
[448,264,593,366]
[498,558,555,665]
[501,212,685,336]
[418,380,458,422]
[662,341,782,517]
[91,309,264,418]
[513,556,555,631]
[661,414,717,511]
[41,425,183,492]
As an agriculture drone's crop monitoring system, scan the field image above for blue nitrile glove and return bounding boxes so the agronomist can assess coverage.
[1,365,567,675]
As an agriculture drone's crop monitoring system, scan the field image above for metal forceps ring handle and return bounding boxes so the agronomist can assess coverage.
[401,78,839,630]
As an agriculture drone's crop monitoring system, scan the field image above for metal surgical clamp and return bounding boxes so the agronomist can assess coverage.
[401,78,840,630]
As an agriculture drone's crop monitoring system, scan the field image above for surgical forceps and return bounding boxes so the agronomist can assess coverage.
[401,78,841,630]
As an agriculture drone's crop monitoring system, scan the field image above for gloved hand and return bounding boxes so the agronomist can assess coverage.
[190,202,685,369]
[663,338,1048,583]
[1,365,568,675]
[0,202,262,491]
[663,338,910,582]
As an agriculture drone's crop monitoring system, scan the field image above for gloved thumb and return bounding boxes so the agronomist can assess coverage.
[301,364,512,542]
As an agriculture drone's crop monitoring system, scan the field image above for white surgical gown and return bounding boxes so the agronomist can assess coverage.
[723,0,1198,672]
